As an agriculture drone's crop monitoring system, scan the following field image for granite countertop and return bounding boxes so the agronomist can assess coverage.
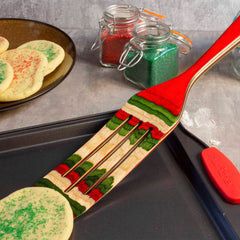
[0,29,239,170]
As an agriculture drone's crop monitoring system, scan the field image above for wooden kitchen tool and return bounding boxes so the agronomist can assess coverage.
[35,16,240,218]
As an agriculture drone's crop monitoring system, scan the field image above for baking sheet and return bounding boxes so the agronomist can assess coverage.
[0,111,238,239]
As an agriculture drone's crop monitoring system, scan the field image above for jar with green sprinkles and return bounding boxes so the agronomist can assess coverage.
[118,22,192,89]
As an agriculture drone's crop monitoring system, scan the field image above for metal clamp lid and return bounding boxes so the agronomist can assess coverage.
[139,8,166,22]
[117,38,143,71]
[138,7,192,54]
[91,5,139,51]
[169,30,193,54]
[91,16,116,51]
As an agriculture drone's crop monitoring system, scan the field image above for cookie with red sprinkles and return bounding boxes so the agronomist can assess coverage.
[0,48,48,101]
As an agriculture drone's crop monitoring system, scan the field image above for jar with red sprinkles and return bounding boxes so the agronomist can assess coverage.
[91,4,139,67]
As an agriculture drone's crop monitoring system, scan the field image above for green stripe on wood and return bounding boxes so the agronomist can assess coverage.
[63,154,94,176]
[139,133,159,151]
[85,169,106,187]
[98,176,114,194]
[128,95,178,126]
[63,154,82,168]
[85,169,114,193]
[74,161,94,176]
[34,178,86,217]
[118,123,135,136]
[106,115,124,130]
[129,128,147,145]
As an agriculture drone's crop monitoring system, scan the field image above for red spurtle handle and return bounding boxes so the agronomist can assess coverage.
[188,15,240,79]
[201,147,240,204]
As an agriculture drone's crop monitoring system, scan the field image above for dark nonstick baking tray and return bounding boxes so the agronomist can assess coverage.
[0,111,239,240]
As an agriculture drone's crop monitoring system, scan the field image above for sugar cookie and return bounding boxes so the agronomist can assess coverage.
[0,187,73,240]
[18,40,65,75]
[0,37,9,54]
[0,48,48,101]
[0,59,14,94]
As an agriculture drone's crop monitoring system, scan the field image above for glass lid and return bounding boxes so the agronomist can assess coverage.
[103,4,139,24]
[133,22,171,42]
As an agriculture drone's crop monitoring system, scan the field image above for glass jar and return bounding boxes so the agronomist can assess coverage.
[91,4,139,67]
[231,11,240,78]
[118,22,192,89]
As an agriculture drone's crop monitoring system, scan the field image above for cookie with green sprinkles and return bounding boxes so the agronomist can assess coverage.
[0,59,14,94]
[18,40,65,76]
[0,187,74,240]
[0,37,9,54]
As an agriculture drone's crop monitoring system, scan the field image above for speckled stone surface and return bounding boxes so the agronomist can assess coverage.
[0,1,239,170]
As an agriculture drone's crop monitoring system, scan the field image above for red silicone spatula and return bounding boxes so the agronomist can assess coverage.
[202,147,240,204]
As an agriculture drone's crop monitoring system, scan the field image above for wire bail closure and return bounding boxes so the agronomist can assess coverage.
[118,38,143,70]
[91,14,116,51]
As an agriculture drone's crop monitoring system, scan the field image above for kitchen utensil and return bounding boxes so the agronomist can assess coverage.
[35,16,240,218]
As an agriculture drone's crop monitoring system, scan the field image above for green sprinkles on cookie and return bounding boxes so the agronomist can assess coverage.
[0,59,14,94]
[24,43,56,62]
[17,40,65,76]
[0,187,73,240]
[0,61,7,84]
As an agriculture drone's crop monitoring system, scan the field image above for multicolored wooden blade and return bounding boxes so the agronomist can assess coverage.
[34,106,171,218]
[35,15,240,218]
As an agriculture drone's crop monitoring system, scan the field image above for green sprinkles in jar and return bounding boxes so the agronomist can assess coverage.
[0,187,73,240]
[124,42,178,88]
